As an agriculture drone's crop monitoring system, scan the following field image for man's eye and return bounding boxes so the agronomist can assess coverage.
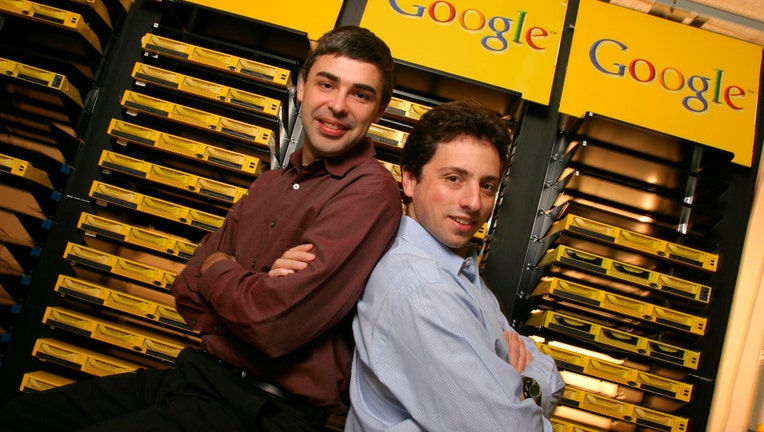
[482,183,497,193]
[355,92,371,101]
[447,176,459,183]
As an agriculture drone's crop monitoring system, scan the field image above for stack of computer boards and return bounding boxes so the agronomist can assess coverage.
[521,113,733,432]
[17,6,314,391]
[0,0,129,370]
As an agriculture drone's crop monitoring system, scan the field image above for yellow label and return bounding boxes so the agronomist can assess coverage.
[560,0,760,166]
[361,0,568,105]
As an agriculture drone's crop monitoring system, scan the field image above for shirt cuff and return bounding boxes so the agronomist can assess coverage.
[197,258,241,299]
[522,369,562,418]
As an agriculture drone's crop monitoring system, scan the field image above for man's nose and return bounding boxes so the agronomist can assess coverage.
[460,183,481,211]
[328,91,349,115]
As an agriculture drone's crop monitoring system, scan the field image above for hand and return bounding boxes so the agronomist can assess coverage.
[200,252,236,274]
[268,244,316,277]
[505,330,532,400]
[505,330,532,373]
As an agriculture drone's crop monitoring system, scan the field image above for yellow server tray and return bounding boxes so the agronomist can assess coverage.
[77,212,198,259]
[42,306,193,362]
[559,386,689,432]
[19,370,75,392]
[131,62,281,118]
[33,337,142,377]
[0,0,103,55]
[539,245,711,304]
[140,33,291,88]
[89,181,224,232]
[549,214,718,272]
[367,123,408,149]
[54,274,191,331]
[120,90,273,149]
[531,277,707,336]
[550,418,604,432]
[553,405,641,432]
[63,242,176,290]
[98,150,248,204]
[0,57,84,108]
[536,341,693,402]
[384,96,431,123]
[526,310,701,370]
[0,153,54,189]
[107,119,265,175]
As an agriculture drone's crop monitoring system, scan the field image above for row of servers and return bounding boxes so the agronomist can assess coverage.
[519,113,734,431]
[0,0,131,377]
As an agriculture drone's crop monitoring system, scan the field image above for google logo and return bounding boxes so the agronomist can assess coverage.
[589,38,748,114]
[387,0,551,53]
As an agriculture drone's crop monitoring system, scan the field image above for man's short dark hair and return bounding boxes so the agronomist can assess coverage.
[401,99,511,182]
[302,25,395,107]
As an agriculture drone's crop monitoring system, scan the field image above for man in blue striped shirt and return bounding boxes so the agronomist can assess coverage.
[347,100,565,431]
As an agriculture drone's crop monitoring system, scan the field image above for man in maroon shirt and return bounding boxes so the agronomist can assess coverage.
[0,26,401,432]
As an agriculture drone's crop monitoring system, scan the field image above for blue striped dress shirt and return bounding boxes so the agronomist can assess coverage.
[347,216,565,431]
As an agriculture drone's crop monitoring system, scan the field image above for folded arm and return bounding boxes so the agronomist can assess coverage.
[172,185,401,357]
[356,281,563,431]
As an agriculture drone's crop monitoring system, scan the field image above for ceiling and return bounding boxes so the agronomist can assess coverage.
[604,0,764,48]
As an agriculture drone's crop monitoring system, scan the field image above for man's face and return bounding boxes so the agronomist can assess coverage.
[297,54,386,166]
[402,137,501,257]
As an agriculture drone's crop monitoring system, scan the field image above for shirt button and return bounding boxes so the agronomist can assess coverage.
[250,262,256,269]
[270,221,276,227]
[292,183,300,190]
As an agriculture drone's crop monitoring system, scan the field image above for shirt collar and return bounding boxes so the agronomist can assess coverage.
[287,138,377,178]
[398,216,479,278]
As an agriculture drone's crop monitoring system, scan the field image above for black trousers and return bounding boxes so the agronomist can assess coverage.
[0,348,327,432]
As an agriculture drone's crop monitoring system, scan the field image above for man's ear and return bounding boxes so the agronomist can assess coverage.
[296,74,305,103]
[401,166,416,200]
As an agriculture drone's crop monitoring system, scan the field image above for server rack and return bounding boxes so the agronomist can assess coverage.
[484,98,761,432]
[0,0,310,400]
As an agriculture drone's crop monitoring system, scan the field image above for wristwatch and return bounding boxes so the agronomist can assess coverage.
[522,376,542,406]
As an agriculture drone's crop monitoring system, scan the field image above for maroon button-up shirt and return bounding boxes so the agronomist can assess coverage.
[171,139,402,413]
